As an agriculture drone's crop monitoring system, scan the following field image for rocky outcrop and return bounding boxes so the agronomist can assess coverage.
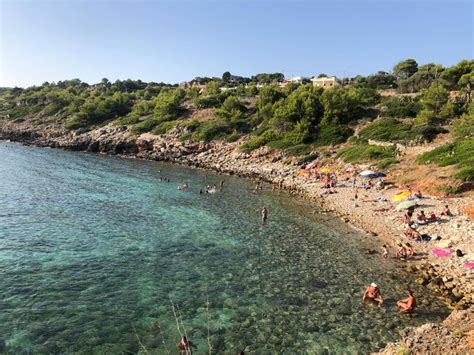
[376,309,474,354]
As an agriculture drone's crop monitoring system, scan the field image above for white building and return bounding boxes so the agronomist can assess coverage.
[311,76,338,88]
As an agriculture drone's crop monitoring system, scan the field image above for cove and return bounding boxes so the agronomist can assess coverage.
[0,141,449,353]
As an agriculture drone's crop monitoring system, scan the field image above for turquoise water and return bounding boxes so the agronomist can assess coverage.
[0,141,448,354]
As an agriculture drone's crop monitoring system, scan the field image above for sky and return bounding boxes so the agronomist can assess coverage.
[0,0,472,88]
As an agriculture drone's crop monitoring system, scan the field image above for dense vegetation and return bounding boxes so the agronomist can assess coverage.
[1,59,473,181]
[417,102,474,182]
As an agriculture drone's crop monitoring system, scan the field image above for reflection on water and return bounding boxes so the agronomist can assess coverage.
[0,142,449,353]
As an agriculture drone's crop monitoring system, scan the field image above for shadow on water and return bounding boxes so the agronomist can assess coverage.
[0,142,450,354]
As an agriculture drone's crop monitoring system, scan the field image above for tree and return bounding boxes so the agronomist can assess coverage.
[222,71,232,83]
[153,89,185,120]
[397,63,443,93]
[419,83,449,114]
[217,95,246,118]
[458,72,474,103]
[439,60,474,90]
[393,59,418,80]
[204,81,221,96]
[256,85,285,109]
[366,71,397,89]
[321,86,354,123]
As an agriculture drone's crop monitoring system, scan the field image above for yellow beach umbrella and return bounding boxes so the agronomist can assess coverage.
[392,191,410,202]
[321,167,331,174]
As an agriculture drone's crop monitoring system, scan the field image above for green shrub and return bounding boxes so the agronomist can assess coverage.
[43,103,62,116]
[184,119,201,132]
[240,130,283,151]
[267,132,306,149]
[113,116,140,126]
[359,118,411,142]
[286,144,314,156]
[381,96,421,118]
[179,133,192,142]
[455,166,474,182]
[131,119,160,135]
[298,152,319,163]
[358,117,444,143]
[452,112,474,139]
[417,137,474,181]
[65,117,88,130]
[225,129,241,142]
[314,124,353,146]
[376,157,398,169]
[433,185,462,195]
[192,119,233,141]
[152,121,177,135]
[194,96,221,109]
[336,144,396,164]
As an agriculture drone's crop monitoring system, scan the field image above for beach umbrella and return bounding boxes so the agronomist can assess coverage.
[396,200,417,210]
[359,170,383,179]
[392,191,410,202]
[360,170,376,176]
[321,167,331,174]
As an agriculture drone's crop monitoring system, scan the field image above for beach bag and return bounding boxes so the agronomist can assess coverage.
[421,234,431,241]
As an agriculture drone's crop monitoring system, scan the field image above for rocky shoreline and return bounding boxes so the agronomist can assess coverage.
[1,121,473,353]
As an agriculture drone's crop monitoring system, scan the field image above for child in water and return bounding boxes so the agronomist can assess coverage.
[381,245,389,259]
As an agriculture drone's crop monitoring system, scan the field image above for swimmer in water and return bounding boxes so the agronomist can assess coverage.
[261,206,268,223]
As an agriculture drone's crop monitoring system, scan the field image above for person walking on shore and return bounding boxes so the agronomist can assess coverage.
[261,206,268,223]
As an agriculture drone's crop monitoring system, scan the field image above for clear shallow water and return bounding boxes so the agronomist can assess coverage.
[0,141,449,354]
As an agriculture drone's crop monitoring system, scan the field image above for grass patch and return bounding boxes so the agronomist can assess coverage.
[417,137,474,182]
[336,144,396,164]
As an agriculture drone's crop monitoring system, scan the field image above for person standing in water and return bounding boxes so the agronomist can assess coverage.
[261,206,268,223]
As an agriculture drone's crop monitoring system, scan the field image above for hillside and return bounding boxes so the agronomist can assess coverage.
[1,59,473,194]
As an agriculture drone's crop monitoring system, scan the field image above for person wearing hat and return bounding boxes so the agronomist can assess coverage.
[363,283,384,306]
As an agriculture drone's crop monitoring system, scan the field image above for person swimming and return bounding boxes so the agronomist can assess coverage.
[261,206,268,223]
[363,283,383,306]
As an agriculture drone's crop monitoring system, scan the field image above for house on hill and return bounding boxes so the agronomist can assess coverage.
[311,76,338,88]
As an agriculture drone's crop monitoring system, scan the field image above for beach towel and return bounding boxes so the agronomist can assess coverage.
[464,262,474,269]
[432,248,451,257]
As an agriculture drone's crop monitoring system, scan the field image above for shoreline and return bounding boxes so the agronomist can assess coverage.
[1,122,473,353]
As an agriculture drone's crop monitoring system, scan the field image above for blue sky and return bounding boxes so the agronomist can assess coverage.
[0,0,472,88]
